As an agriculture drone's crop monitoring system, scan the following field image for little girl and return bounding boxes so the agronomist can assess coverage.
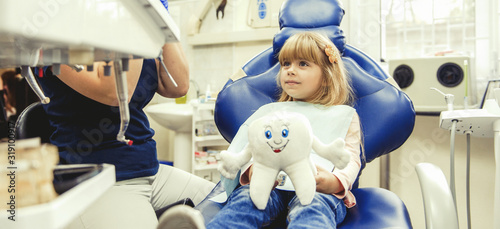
[199,31,363,229]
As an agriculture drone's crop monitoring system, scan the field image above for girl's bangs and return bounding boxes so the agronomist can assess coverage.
[279,36,321,64]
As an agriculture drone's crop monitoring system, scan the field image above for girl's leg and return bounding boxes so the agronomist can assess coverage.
[287,193,347,229]
[206,185,287,229]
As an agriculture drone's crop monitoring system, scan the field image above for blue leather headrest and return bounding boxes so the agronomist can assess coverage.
[273,0,346,56]
[279,0,345,29]
[273,27,346,56]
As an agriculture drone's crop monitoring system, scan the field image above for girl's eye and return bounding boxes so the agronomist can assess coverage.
[265,130,272,139]
[299,61,309,67]
[283,61,291,67]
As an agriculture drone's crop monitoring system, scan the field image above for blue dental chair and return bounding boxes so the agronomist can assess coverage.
[195,0,416,228]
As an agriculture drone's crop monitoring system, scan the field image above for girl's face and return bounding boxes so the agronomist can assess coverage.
[280,59,323,102]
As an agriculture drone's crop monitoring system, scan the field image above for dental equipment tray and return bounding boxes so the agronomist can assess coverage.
[0,163,115,229]
[53,164,104,195]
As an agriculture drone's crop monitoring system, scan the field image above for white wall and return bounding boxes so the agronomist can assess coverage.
[352,0,498,228]
[152,0,498,228]
[151,0,275,161]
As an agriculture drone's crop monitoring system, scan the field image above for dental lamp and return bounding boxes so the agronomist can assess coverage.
[0,0,179,145]
[0,1,181,228]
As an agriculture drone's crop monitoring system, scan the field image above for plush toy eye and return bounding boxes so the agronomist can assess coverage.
[265,130,272,139]
[282,128,289,138]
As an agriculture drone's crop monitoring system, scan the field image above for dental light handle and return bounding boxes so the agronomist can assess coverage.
[158,49,178,88]
[431,87,455,111]
[21,66,50,104]
[113,60,133,146]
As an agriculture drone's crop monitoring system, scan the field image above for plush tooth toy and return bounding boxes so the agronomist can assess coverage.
[218,111,351,210]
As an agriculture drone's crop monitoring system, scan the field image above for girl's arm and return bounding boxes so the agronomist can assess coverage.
[315,112,361,196]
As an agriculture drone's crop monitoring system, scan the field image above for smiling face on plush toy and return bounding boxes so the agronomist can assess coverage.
[248,111,314,168]
[264,121,290,153]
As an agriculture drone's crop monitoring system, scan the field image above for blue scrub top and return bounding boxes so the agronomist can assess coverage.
[37,59,160,181]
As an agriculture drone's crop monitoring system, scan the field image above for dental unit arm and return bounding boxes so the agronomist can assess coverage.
[431,87,500,229]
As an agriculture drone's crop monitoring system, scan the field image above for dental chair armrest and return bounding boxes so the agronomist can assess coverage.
[194,181,226,224]
[339,188,412,229]
[415,163,459,229]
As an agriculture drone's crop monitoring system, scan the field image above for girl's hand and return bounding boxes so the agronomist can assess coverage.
[245,165,279,188]
[315,165,343,194]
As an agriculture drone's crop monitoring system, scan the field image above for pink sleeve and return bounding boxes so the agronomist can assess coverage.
[239,163,253,186]
[332,112,361,202]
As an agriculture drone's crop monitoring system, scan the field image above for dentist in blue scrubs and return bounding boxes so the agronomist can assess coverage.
[35,1,215,228]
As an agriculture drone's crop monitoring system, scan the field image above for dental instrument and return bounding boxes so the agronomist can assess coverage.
[16,48,50,104]
[71,65,85,72]
[432,87,458,206]
[104,61,112,76]
[52,49,62,75]
[463,59,471,229]
[158,49,178,88]
[431,87,455,111]
[465,130,471,229]
[21,66,50,105]
[113,59,133,146]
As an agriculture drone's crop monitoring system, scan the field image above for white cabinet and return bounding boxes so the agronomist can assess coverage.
[191,101,228,183]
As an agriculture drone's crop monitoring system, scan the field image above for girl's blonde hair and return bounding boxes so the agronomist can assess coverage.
[277,32,354,106]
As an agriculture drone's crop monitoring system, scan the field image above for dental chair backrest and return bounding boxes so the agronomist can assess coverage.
[214,0,416,181]
[198,1,415,227]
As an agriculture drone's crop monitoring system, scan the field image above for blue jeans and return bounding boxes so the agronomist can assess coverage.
[206,185,347,229]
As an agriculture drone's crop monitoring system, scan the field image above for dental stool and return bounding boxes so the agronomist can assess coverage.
[194,0,416,228]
